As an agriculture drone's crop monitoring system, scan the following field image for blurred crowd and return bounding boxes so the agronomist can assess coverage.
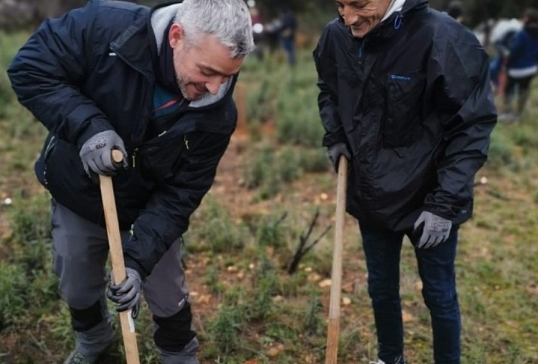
[247,0,297,66]
[447,1,538,122]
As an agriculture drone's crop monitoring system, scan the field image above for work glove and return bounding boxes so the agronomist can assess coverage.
[327,142,351,172]
[79,130,128,178]
[412,211,452,249]
[107,267,142,318]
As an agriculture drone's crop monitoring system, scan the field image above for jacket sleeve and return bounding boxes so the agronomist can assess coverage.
[123,131,231,278]
[7,4,113,147]
[506,31,524,68]
[424,35,497,221]
[313,26,346,148]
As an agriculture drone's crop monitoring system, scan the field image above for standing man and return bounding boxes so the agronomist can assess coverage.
[314,0,496,363]
[7,0,254,363]
[278,7,298,67]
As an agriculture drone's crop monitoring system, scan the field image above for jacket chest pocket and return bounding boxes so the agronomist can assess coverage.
[383,71,426,148]
[138,133,187,183]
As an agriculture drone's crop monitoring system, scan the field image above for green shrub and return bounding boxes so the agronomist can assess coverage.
[487,126,514,168]
[276,88,325,148]
[0,263,26,329]
[207,302,248,354]
[0,72,14,115]
[190,197,244,253]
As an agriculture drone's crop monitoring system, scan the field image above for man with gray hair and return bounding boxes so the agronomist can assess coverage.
[7,0,254,363]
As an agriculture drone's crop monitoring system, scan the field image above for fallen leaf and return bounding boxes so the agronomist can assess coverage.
[319,279,332,288]
[307,273,321,282]
[266,344,284,357]
[402,310,414,323]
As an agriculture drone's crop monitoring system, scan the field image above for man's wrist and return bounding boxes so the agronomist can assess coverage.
[123,257,146,281]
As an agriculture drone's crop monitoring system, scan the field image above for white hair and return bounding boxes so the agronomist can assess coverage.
[175,0,255,58]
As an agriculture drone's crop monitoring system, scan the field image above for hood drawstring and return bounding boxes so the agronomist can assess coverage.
[394,14,403,30]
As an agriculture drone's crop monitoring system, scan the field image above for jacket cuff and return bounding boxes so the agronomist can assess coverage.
[322,128,346,148]
[123,256,147,281]
[76,118,114,150]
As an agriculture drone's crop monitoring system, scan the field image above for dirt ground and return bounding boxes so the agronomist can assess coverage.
[0,126,367,363]
[184,128,369,355]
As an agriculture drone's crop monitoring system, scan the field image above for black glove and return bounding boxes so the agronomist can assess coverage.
[412,211,452,249]
[107,267,142,318]
[79,130,128,177]
[327,142,351,172]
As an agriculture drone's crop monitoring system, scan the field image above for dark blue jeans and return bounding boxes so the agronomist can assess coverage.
[360,224,461,364]
[281,38,296,66]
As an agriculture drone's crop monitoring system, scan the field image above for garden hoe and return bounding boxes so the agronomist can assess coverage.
[99,149,140,364]
[325,156,348,364]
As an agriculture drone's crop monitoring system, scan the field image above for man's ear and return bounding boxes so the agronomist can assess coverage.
[169,23,184,48]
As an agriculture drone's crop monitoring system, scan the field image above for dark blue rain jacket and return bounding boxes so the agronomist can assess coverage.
[7,0,238,277]
[314,0,497,231]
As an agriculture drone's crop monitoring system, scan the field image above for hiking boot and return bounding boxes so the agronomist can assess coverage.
[160,337,200,364]
[64,319,114,364]
[64,349,95,364]
[369,357,407,364]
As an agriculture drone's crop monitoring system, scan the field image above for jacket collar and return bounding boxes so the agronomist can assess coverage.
[338,0,427,42]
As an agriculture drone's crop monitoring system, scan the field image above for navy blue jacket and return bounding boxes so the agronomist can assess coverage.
[7,0,238,278]
[507,23,538,71]
[314,0,497,231]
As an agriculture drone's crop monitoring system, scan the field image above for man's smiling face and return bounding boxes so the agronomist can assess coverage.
[169,24,244,100]
[336,0,392,38]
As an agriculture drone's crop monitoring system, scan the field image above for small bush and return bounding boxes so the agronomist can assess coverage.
[191,197,244,253]
[487,127,514,168]
[207,303,248,354]
[0,263,26,329]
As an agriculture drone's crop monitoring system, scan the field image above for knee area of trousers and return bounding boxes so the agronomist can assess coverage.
[63,290,104,311]
[368,284,400,302]
[422,289,458,311]
[69,299,105,332]
[370,296,402,312]
[154,302,196,352]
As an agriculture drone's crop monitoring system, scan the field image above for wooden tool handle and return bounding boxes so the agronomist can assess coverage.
[111,149,124,164]
[99,169,140,364]
[325,157,348,364]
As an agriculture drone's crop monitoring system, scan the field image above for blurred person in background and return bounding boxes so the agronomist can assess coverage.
[7,0,254,363]
[278,7,297,66]
[488,18,522,94]
[446,1,464,23]
[499,7,538,122]
[249,4,266,60]
[314,0,497,363]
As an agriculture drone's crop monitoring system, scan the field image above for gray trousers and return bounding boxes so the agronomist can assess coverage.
[51,200,190,328]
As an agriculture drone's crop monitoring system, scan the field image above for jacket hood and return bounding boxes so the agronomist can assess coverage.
[151,2,182,50]
[338,0,428,39]
[382,0,406,22]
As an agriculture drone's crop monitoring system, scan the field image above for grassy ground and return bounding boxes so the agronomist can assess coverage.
[1,31,538,363]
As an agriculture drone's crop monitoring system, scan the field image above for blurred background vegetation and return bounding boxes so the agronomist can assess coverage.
[0,0,537,32]
[1,1,538,364]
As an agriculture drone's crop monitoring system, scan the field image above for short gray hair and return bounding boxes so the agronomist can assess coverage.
[175,0,255,58]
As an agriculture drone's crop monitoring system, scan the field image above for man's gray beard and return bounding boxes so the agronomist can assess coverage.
[176,75,189,100]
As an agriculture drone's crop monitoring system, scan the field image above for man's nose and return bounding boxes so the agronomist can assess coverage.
[205,77,223,95]
[342,7,358,26]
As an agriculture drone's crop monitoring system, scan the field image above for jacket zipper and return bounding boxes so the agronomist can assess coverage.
[132,147,138,169]
[42,135,56,186]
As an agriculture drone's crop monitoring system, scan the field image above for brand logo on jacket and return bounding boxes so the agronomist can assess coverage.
[390,74,411,82]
